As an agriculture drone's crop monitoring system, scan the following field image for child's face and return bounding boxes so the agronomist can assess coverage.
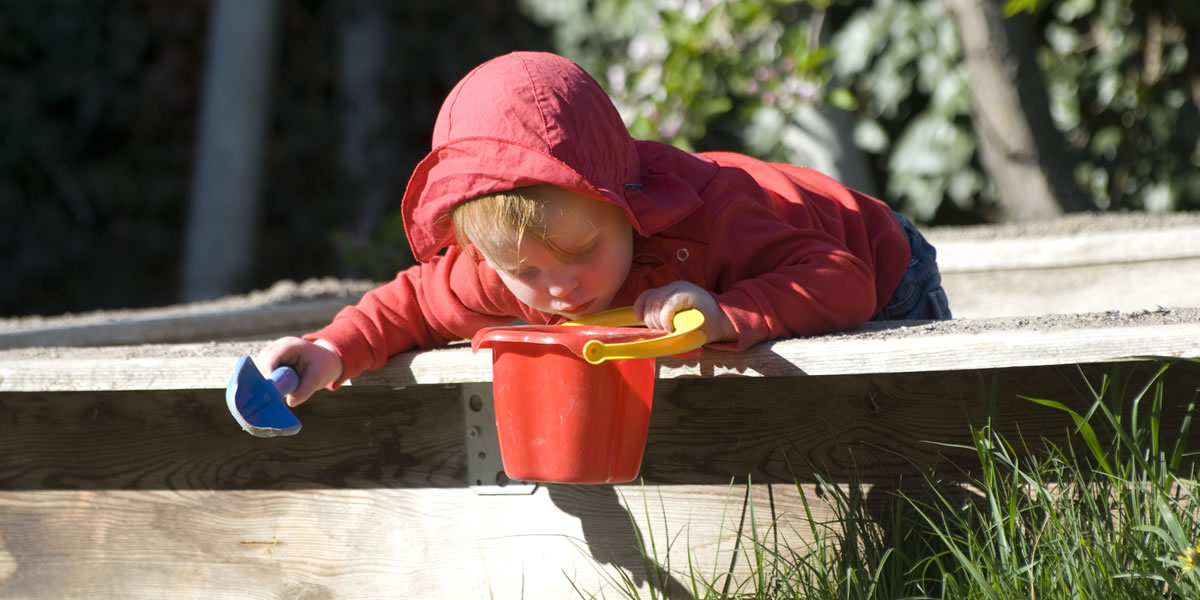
[475,190,633,319]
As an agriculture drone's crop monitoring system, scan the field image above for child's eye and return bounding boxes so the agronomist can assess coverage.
[515,267,539,281]
[564,240,597,262]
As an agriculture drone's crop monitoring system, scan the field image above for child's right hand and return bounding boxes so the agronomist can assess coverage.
[255,336,344,407]
[634,280,737,344]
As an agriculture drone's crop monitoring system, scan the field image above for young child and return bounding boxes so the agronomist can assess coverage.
[258,51,951,406]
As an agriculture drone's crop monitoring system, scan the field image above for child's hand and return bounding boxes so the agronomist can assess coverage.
[255,337,344,407]
[633,281,736,343]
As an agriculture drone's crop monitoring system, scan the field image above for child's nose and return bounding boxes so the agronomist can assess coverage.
[545,270,579,298]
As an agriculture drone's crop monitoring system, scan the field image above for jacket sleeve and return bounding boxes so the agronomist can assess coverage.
[706,195,879,351]
[303,246,520,386]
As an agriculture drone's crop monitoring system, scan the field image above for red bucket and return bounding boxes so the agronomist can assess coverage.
[472,324,660,484]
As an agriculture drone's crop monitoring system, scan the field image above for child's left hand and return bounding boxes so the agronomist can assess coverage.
[634,281,736,343]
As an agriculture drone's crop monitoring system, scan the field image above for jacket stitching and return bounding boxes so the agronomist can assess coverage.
[515,54,553,155]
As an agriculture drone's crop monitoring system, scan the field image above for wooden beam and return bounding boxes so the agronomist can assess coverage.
[0,297,358,350]
[3,363,1196,597]
[9,367,1174,490]
[0,484,829,599]
[943,257,1200,318]
[2,321,1198,393]
[931,227,1200,272]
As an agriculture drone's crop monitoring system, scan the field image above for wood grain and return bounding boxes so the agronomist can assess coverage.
[0,484,848,599]
[2,361,1196,597]
[0,387,464,491]
[931,227,1200,272]
[943,257,1200,318]
[3,322,1198,392]
[3,363,1195,492]
[0,297,357,350]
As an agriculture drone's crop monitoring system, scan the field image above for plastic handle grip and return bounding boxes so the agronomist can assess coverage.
[566,307,707,365]
[270,366,300,396]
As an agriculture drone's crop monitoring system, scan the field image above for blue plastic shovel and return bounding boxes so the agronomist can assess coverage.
[226,355,302,437]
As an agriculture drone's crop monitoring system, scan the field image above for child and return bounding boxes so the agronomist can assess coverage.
[257,51,950,406]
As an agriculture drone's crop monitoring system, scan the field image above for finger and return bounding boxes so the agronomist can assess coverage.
[640,298,664,331]
[658,300,681,332]
[286,371,324,407]
[636,291,664,327]
[633,291,649,322]
[664,291,699,330]
[285,355,326,407]
[257,336,301,374]
[286,390,310,408]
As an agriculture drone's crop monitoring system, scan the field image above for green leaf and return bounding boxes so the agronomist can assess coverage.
[828,86,858,111]
[1023,395,1114,476]
[1004,0,1051,17]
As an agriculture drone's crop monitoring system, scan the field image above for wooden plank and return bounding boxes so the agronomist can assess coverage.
[930,226,1200,272]
[0,388,464,491]
[2,362,1196,598]
[0,484,835,599]
[943,257,1200,318]
[2,322,1198,393]
[3,364,1194,489]
[0,297,356,350]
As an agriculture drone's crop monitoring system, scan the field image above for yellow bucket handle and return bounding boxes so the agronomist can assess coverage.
[564,306,707,365]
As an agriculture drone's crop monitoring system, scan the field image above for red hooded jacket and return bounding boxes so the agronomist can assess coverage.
[306,52,909,385]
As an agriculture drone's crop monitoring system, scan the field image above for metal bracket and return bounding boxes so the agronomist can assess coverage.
[461,382,537,495]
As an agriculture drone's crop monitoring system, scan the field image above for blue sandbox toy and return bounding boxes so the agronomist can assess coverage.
[226,355,302,437]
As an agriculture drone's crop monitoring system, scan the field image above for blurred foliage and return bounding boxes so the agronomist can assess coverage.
[1030,0,1200,212]
[521,0,1200,220]
[522,0,850,158]
[830,0,979,221]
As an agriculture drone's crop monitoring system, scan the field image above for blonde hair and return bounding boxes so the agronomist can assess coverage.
[451,185,553,271]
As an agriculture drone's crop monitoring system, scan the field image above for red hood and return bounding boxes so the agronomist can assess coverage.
[401,51,707,262]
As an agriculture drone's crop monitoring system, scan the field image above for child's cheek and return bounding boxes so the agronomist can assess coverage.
[498,274,544,309]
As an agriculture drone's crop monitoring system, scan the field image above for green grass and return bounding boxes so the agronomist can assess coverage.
[579,359,1200,599]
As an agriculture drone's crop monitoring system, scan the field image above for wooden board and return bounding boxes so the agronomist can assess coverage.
[3,322,1199,392]
[3,362,1197,598]
[0,297,356,350]
[928,224,1200,318]
[931,226,1200,272]
[0,484,839,599]
[0,368,1145,491]
[943,257,1200,318]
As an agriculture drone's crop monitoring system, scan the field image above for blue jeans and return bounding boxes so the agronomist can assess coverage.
[872,212,952,321]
